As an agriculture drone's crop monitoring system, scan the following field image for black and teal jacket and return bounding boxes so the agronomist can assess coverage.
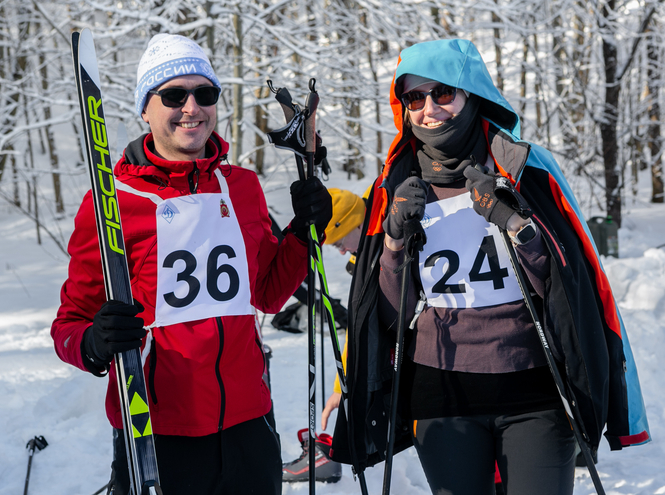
[331,38,650,471]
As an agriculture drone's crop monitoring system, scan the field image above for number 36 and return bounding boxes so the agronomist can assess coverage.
[162,245,240,307]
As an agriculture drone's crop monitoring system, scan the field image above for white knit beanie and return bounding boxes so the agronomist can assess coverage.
[134,34,221,116]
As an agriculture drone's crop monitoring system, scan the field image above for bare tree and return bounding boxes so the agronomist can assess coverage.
[3,0,665,246]
[598,0,662,226]
[646,21,664,203]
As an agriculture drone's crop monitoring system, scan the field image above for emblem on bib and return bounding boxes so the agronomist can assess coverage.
[220,199,230,218]
[162,204,176,224]
[421,212,434,229]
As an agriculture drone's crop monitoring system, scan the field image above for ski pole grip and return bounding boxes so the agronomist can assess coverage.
[26,435,48,453]
[305,79,319,154]
[267,80,296,124]
[276,89,295,123]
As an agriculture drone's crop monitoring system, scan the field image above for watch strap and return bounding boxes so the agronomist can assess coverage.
[509,218,537,245]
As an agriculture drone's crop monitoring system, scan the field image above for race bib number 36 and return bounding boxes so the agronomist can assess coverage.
[155,193,254,327]
[419,194,522,309]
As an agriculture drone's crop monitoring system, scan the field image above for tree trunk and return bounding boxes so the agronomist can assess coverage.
[0,3,6,182]
[363,10,383,176]
[11,152,20,206]
[600,0,622,226]
[231,11,243,165]
[647,32,663,203]
[40,47,64,214]
[23,74,41,243]
[552,9,578,161]
[205,1,219,137]
[340,0,365,179]
[254,85,269,176]
[532,34,543,138]
[520,35,528,119]
[492,2,503,92]
[572,8,589,127]
[369,47,383,177]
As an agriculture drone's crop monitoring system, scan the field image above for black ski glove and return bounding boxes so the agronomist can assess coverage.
[82,300,146,374]
[382,176,429,240]
[290,177,333,242]
[463,165,531,230]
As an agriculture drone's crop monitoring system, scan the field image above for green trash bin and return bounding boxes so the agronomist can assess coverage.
[587,216,619,258]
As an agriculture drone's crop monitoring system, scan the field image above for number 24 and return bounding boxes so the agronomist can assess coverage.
[424,235,509,294]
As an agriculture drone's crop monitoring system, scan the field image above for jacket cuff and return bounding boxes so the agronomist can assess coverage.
[604,430,651,450]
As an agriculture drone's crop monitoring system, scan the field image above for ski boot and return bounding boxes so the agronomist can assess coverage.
[282,428,342,483]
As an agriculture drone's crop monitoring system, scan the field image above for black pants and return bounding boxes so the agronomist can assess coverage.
[109,414,282,495]
[412,409,576,495]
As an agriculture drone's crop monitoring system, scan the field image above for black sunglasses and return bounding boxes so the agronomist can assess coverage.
[401,84,457,111]
[148,86,221,108]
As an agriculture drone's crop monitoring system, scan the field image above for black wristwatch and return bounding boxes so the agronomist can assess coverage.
[509,218,537,245]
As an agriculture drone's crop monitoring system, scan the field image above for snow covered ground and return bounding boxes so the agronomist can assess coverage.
[1,170,664,494]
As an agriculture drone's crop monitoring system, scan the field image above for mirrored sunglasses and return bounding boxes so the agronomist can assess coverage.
[401,84,457,111]
[148,86,221,108]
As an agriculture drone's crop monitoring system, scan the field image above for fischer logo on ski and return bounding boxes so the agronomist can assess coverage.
[86,95,125,255]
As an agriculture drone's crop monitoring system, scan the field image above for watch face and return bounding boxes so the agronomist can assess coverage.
[517,224,537,244]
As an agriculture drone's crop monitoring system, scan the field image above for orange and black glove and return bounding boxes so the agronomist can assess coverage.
[382,176,429,240]
[463,165,531,230]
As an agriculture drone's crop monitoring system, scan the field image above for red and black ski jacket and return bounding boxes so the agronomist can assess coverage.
[52,132,307,436]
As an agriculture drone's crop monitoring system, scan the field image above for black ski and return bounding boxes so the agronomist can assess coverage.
[71,29,161,495]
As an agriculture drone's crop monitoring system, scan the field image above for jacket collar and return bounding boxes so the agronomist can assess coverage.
[116,131,230,190]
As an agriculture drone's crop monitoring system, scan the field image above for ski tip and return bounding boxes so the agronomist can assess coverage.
[78,28,102,89]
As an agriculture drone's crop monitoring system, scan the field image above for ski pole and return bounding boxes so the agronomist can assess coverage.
[307,209,370,495]
[267,80,369,495]
[24,435,48,495]
[266,78,317,493]
[303,80,319,495]
[91,482,111,495]
[498,226,606,494]
[320,294,326,407]
[381,221,426,495]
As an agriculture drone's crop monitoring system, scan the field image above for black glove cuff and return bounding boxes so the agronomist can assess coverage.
[382,216,401,240]
[494,176,531,218]
[288,221,314,243]
[81,329,109,377]
[489,201,517,231]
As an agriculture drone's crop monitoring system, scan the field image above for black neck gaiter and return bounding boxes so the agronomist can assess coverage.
[411,94,488,185]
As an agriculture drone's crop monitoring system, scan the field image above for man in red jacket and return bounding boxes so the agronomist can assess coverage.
[51,33,331,495]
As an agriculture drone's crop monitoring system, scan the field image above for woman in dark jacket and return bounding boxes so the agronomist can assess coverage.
[331,38,650,495]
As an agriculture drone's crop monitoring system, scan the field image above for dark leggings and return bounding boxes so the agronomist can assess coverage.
[412,409,576,495]
[109,414,282,495]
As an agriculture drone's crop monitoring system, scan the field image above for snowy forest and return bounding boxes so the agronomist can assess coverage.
[1,0,665,251]
[2,2,665,493]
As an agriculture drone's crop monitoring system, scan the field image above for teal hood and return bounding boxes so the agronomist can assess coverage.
[392,39,521,138]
